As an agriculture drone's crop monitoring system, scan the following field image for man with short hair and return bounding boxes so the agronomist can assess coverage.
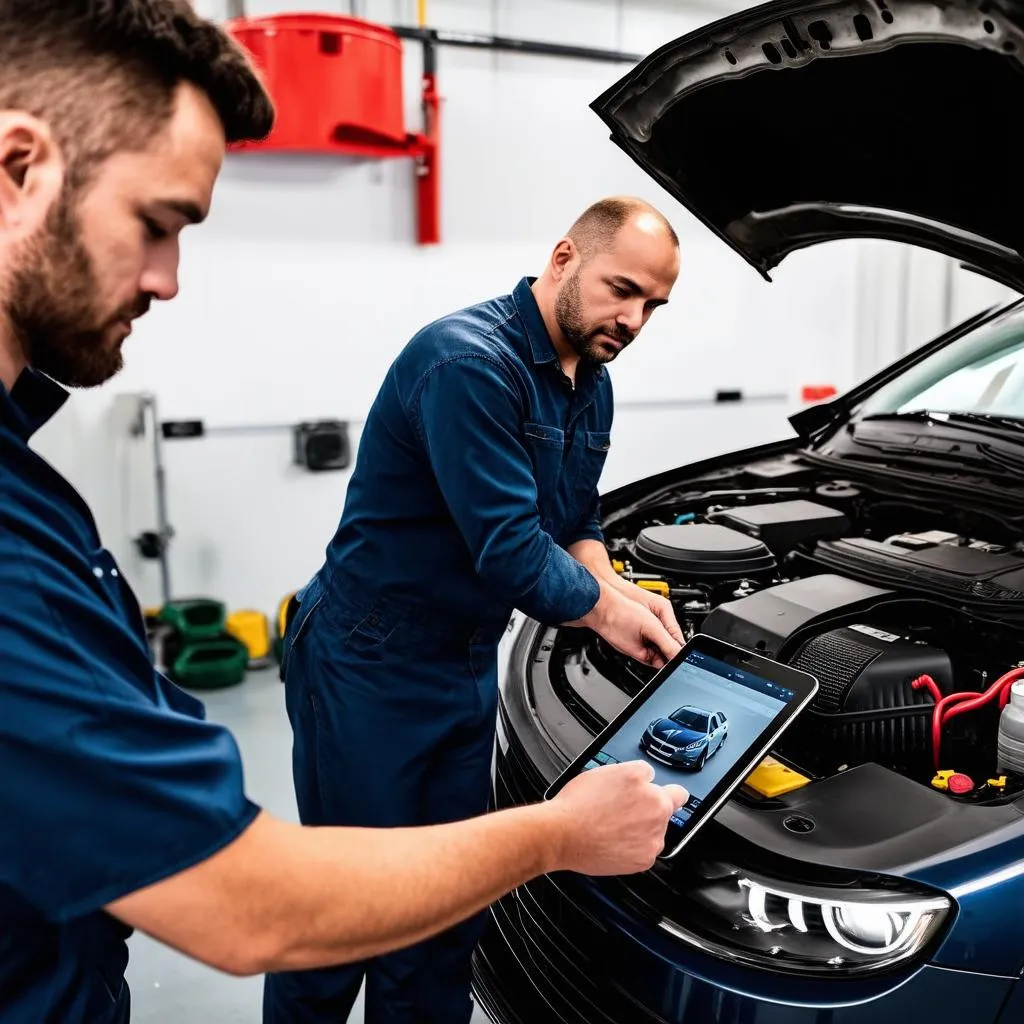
[268,196,685,1023]
[0,5,687,1022]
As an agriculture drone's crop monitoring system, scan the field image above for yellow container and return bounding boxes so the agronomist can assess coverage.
[636,579,670,598]
[227,609,272,662]
[276,591,299,640]
[745,755,811,798]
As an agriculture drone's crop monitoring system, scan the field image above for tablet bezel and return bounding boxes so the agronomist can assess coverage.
[543,632,819,859]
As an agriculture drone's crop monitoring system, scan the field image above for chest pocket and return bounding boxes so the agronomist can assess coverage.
[523,422,565,522]
[571,429,612,511]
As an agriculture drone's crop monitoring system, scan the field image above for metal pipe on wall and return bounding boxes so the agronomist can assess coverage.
[390,24,644,64]
[160,392,785,439]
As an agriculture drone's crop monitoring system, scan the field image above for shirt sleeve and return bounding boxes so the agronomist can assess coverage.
[566,489,605,546]
[0,529,260,924]
[411,353,600,624]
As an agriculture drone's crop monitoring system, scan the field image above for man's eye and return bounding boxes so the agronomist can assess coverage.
[143,217,168,240]
[612,285,629,298]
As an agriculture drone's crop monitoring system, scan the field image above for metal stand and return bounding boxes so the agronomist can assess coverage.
[129,393,174,606]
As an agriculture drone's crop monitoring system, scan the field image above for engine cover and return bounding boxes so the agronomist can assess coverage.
[707,499,849,553]
[789,624,953,714]
[701,574,894,658]
[632,523,776,578]
[700,575,950,774]
[781,624,953,773]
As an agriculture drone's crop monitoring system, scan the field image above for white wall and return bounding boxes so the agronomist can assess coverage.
[29,0,1013,623]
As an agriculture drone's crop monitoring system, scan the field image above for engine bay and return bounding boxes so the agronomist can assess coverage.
[554,452,1024,806]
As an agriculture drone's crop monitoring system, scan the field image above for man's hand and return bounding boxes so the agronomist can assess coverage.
[567,582,682,668]
[567,539,684,651]
[619,586,684,646]
[545,761,688,875]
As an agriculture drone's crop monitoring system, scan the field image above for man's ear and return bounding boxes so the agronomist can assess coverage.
[0,113,62,233]
[549,238,577,282]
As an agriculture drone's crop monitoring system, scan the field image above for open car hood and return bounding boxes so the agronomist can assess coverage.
[591,0,1024,293]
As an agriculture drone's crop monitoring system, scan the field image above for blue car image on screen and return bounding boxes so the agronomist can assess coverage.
[639,706,728,769]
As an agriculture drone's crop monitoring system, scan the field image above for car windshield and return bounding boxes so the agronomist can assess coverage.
[670,709,708,731]
[857,302,1024,421]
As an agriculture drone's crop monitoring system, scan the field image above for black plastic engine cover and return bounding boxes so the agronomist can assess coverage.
[815,535,1024,600]
[633,523,776,578]
[789,624,953,713]
[701,574,895,658]
[781,624,954,773]
[708,499,849,553]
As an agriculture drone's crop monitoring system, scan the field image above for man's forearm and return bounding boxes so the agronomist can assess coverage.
[260,807,562,971]
[108,805,564,976]
[569,539,630,592]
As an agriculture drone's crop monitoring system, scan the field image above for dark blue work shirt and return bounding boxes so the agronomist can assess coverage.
[0,370,260,1022]
[320,276,611,640]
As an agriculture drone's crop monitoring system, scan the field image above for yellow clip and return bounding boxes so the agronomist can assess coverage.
[636,579,670,598]
[987,776,1008,789]
[931,770,954,791]
[745,756,811,798]
[611,560,625,574]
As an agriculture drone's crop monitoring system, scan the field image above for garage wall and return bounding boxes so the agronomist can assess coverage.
[29,0,1008,621]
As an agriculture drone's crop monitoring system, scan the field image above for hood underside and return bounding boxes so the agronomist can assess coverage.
[592,0,1024,292]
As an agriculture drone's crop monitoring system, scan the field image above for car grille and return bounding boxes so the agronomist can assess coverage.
[646,736,682,758]
[481,712,672,1022]
[474,873,673,1024]
[483,694,866,1005]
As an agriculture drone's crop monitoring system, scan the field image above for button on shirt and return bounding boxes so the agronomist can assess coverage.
[0,370,260,1022]
[322,276,612,637]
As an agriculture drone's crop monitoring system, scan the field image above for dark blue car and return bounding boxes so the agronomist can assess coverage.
[640,705,729,769]
[471,0,1024,1020]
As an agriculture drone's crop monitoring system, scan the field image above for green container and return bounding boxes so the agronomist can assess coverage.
[159,598,227,644]
[168,637,248,690]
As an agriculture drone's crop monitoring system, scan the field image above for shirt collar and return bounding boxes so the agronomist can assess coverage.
[511,276,605,382]
[0,368,69,441]
[513,277,559,366]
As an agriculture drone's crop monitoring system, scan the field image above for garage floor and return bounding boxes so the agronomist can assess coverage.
[126,667,490,1023]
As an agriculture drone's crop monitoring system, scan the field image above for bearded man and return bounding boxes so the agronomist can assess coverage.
[266,196,685,1024]
[0,7,688,1018]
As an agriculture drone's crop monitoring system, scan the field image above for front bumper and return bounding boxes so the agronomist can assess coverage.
[472,621,1018,1024]
[640,734,705,768]
[472,869,1013,1024]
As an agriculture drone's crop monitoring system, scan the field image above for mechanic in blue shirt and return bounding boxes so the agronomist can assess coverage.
[266,196,684,1024]
[0,6,688,1022]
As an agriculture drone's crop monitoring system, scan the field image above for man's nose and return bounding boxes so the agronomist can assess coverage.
[140,245,181,302]
[617,300,644,334]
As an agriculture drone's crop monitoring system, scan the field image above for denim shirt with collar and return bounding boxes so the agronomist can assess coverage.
[0,369,258,1023]
[320,276,613,643]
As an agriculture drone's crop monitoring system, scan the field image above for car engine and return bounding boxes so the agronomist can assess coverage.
[554,454,1024,796]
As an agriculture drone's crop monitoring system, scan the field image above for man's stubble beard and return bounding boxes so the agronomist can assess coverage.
[6,187,125,389]
[554,266,633,366]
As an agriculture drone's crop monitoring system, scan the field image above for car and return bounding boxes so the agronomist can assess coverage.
[639,705,729,769]
[470,0,1024,1021]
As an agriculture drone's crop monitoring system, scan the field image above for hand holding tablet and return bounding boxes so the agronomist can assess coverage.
[547,761,689,874]
[546,634,819,860]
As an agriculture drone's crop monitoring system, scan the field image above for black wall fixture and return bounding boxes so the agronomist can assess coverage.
[293,420,352,472]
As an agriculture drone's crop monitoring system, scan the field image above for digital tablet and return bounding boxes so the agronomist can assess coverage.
[544,633,819,859]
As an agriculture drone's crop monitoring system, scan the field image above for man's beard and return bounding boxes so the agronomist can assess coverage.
[6,189,144,388]
[554,267,634,365]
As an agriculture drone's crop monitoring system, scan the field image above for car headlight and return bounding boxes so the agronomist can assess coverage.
[684,741,704,751]
[657,867,951,976]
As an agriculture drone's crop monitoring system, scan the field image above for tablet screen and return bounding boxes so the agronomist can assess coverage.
[570,639,812,851]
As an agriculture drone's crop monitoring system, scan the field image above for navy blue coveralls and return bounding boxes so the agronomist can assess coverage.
[263,277,613,1024]
[0,370,259,1022]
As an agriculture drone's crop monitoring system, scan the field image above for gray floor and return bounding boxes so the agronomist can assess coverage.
[126,667,490,1023]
